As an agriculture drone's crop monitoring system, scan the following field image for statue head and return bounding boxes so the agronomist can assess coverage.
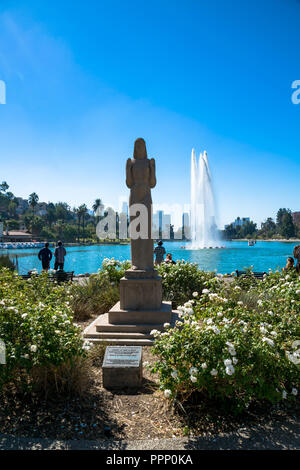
[133,138,147,159]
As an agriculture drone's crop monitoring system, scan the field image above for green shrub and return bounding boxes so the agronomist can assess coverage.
[69,276,119,321]
[157,261,216,307]
[68,258,131,321]
[100,257,131,283]
[0,269,87,395]
[151,269,300,412]
[0,255,16,271]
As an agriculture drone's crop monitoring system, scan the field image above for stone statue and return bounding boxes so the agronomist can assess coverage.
[126,138,156,274]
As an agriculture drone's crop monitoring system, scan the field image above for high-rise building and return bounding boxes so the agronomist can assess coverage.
[121,201,128,216]
[152,210,172,239]
[182,212,191,239]
[225,217,250,229]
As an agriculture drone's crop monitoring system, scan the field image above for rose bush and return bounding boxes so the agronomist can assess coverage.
[99,258,131,284]
[157,260,216,307]
[0,269,87,394]
[151,269,300,412]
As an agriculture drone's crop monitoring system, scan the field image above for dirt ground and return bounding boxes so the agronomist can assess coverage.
[0,344,299,442]
[0,313,299,442]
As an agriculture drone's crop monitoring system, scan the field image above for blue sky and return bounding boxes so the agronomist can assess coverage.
[0,0,299,228]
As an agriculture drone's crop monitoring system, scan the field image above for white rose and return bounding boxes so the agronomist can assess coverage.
[225,365,235,375]
[164,389,172,398]
[201,362,207,369]
[192,292,198,297]
[189,367,198,375]
[262,337,274,347]
[210,369,218,376]
[190,376,197,383]
[224,359,232,367]
[30,345,37,353]
[185,308,194,315]
[212,326,220,334]
[291,388,298,396]
[150,329,159,336]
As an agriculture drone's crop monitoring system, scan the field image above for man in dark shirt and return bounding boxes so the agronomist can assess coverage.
[154,241,166,265]
[38,242,52,271]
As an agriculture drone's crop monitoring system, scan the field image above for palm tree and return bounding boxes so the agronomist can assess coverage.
[74,207,81,242]
[92,198,104,224]
[28,192,39,216]
[0,181,9,194]
[78,204,88,241]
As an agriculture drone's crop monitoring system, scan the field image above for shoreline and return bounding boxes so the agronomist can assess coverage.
[233,239,300,243]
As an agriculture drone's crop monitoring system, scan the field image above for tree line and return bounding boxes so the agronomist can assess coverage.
[223,209,299,240]
[0,181,107,242]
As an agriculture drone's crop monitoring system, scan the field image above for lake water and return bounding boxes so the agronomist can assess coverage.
[2,241,298,275]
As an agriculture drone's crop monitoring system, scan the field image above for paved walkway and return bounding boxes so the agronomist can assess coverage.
[1,414,299,450]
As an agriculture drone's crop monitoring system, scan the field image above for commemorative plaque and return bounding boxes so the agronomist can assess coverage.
[102,346,142,389]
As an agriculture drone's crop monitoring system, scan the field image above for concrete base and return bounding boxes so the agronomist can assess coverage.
[83,303,179,346]
[109,301,171,324]
[120,276,162,310]
[103,364,142,389]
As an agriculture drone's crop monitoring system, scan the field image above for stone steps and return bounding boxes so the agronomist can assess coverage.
[95,313,166,333]
[84,337,154,346]
[88,329,153,340]
[83,309,180,346]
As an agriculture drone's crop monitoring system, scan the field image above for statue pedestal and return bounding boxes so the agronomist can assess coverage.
[120,276,162,310]
[108,300,172,324]
[83,270,177,346]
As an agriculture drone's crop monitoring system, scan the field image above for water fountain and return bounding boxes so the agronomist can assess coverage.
[189,149,221,249]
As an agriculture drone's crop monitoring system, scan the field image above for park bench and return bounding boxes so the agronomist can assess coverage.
[235,270,267,280]
[19,271,74,282]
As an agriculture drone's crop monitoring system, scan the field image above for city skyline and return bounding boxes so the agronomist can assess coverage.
[7,193,299,233]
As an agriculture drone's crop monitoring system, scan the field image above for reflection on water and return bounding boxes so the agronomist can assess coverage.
[1,241,298,275]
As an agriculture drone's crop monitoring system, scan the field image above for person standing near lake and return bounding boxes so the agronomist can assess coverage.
[283,257,296,271]
[293,245,300,273]
[38,242,52,272]
[154,241,166,265]
[54,241,67,271]
[164,253,176,264]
